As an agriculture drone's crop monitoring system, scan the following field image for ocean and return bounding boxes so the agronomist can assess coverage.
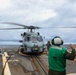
[0,44,76,49]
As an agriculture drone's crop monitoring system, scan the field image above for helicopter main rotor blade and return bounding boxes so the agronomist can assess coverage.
[0,28,25,30]
[2,22,76,29]
[1,22,41,29]
[50,27,76,28]
[1,22,28,28]
[58,27,76,28]
[41,26,76,29]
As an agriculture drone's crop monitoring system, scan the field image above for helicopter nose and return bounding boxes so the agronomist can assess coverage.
[34,44,38,47]
[32,41,37,43]
[32,44,39,51]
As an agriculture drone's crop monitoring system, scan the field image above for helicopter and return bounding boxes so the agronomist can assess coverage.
[18,26,45,54]
[0,22,45,54]
[0,22,76,54]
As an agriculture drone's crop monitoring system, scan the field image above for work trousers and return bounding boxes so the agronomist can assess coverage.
[48,69,66,75]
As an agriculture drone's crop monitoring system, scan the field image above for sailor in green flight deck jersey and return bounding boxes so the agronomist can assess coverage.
[48,36,76,75]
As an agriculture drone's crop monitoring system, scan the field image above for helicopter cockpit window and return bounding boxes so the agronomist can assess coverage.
[37,36,43,42]
[32,36,36,41]
[31,36,43,42]
[25,36,30,41]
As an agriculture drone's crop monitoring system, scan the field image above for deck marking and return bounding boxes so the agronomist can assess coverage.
[4,52,9,57]
[2,52,11,75]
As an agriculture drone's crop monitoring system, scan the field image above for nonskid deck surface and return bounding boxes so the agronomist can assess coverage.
[0,48,76,75]
[67,73,76,75]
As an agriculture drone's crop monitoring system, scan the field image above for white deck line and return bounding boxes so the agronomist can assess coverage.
[4,52,9,57]
[2,52,11,75]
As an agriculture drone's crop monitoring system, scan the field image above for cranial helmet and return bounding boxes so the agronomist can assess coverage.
[51,36,63,45]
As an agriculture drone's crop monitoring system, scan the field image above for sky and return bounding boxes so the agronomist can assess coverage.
[0,0,76,44]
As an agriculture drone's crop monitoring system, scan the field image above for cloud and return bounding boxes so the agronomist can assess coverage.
[0,0,11,9]
[67,0,76,3]
[0,0,76,43]
[0,0,65,24]
[37,0,76,27]
[35,0,76,43]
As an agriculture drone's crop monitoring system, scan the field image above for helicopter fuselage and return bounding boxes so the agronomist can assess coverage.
[19,32,45,53]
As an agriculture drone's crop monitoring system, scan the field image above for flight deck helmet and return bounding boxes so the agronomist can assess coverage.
[51,36,63,45]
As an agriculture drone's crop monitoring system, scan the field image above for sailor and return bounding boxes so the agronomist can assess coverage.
[48,36,76,75]
[46,40,51,50]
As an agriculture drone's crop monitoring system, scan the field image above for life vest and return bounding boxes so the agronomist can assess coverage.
[48,46,66,71]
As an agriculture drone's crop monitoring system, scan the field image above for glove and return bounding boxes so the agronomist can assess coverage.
[70,44,76,56]
[70,44,75,50]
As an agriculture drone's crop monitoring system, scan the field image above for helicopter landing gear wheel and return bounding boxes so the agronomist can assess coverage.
[18,45,24,54]
[20,48,24,53]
